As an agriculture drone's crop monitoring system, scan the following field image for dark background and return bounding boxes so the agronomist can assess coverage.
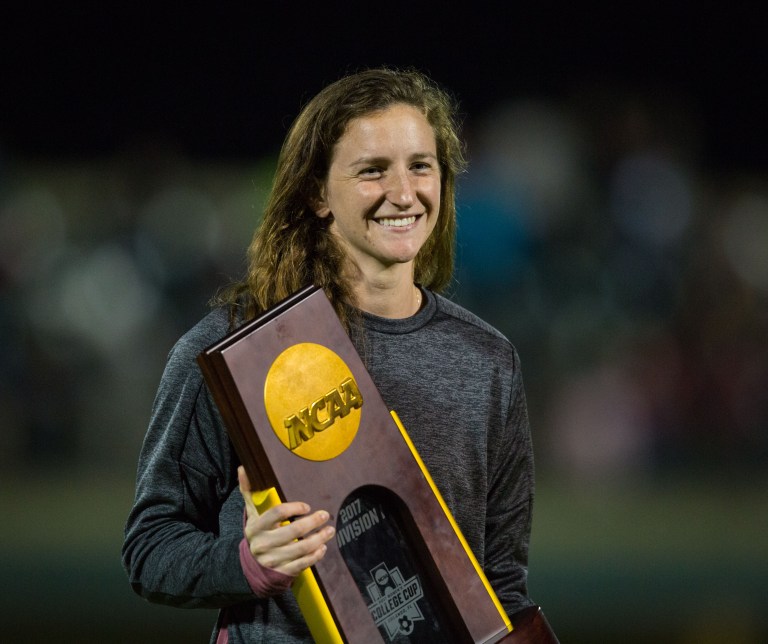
[2,5,767,643]
[2,5,766,168]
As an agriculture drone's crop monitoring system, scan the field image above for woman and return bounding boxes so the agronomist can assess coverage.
[123,67,543,643]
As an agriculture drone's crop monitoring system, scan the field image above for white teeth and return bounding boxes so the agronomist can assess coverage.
[377,216,416,227]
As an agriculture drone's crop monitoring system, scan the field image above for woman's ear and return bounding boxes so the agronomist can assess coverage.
[310,186,332,219]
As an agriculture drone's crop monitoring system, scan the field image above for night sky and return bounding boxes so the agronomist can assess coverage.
[2,4,765,170]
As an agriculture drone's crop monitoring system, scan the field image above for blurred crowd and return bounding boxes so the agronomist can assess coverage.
[1,86,767,482]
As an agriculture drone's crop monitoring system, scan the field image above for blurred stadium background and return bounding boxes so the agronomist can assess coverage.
[2,6,766,643]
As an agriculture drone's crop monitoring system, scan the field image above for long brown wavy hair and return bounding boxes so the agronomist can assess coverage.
[217,67,466,329]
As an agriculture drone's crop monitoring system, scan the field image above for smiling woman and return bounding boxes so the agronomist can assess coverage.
[225,67,465,331]
[313,103,442,317]
[122,67,556,643]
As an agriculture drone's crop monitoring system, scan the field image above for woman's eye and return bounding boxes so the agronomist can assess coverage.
[411,162,432,172]
[359,167,382,178]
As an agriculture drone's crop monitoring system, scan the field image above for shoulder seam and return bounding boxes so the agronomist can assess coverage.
[434,294,512,345]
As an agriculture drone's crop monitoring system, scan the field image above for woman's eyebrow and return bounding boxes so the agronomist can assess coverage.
[349,152,437,167]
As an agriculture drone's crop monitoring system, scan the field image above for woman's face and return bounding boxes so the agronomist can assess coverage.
[313,103,441,279]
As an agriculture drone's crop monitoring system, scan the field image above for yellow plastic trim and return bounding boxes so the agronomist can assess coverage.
[252,487,343,644]
[389,410,513,634]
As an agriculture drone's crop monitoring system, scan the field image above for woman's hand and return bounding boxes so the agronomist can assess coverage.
[238,466,335,577]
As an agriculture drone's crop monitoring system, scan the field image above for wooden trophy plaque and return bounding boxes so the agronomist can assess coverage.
[197,285,514,643]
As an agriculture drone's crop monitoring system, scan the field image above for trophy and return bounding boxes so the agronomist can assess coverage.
[198,285,555,643]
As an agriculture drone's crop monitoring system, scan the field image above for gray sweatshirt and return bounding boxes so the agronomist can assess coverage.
[122,289,535,643]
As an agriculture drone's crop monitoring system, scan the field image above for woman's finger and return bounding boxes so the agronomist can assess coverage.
[255,522,336,575]
[237,466,258,517]
[272,542,329,577]
[246,507,327,547]
[254,502,313,531]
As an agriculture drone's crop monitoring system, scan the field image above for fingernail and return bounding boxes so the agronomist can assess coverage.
[318,511,329,521]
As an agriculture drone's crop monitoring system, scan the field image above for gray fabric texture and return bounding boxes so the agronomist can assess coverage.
[122,288,536,643]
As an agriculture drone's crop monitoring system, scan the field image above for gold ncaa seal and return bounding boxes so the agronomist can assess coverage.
[264,343,363,461]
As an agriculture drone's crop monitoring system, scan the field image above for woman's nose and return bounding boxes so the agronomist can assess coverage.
[385,170,415,209]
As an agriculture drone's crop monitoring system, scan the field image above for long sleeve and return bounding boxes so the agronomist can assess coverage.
[484,348,535,617]
[122,318,253,608]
